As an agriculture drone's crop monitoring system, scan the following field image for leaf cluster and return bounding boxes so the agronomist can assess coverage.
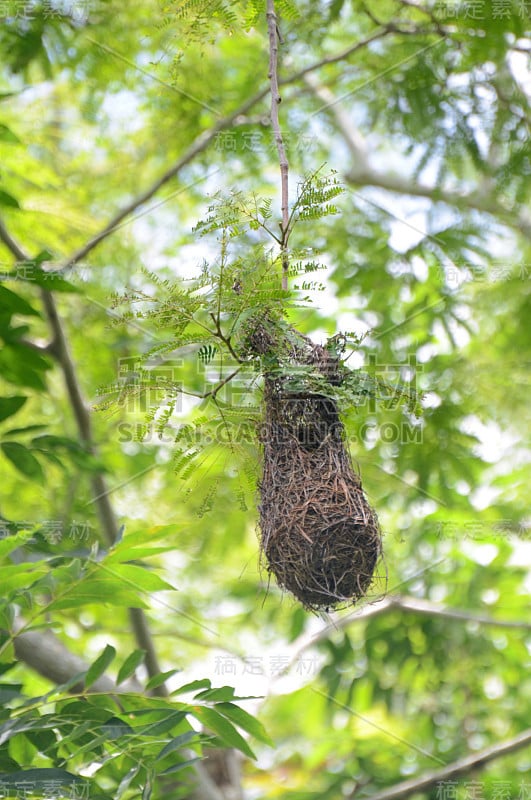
[0,526,272,798]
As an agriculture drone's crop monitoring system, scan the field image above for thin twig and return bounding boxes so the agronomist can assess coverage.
[0,217,26,261]
[282,28,393,84]
[359,728,531,800]
[278,594,531,678]
[203,368,243,400]
[392,594,531,630]
[267,0,290,291]
[56,88,272,274]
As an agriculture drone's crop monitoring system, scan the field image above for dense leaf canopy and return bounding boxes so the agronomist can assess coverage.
[0,1,530,799]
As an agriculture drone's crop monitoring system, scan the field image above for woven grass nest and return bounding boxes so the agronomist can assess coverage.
[246,318,382,611]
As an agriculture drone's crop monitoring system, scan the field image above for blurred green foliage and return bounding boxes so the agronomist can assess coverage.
[0,1,529,798]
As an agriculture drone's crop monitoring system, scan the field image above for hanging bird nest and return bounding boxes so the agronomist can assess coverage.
[244,317,383,611]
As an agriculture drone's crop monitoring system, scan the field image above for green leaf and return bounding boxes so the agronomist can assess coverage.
[101,716,134,739]
[0,754,20,773]
[106,526,180,563]
[145,669,180,692]
[155,730,198,761]
[116,765,140,800]
[0,396,27,423]
[194,686,235,701]
[140,710,187,737]
[171,678,211,695]
[49,672,88,696]
[5,424,47,436]
[1,442,44,483]
[29,434,105,472]
[32,250,54,266]
[192,706,256,759]
[288,606,306,642]
[0,717,50,748]
[30,434,75,448]
[0,286,40,317]
[0,683,23,703]
[0,529,35,559]
[100,563,174,593]
[0,563,49,596]
[84,645,116,689]
[0,348,48,391]
[160,757,200,775]
[215,702,274,746]
[0,190,20,209]
[8,732,37,765]
[106,543,175,562]
[116,649,146,685]
[1,345,51,373]
[46,577,149,611]
[0,124,20,143]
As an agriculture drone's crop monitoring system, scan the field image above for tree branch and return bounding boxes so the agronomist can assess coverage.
[0,218,167,696]
[56,87,272,274]
[302,74,531,242]
[13,626,139,694]
[4,21,494,283]
[281,594,531,677]
[391,594,531,630]
[282,28,394,84]
[267,0,290,291]
[360,728,531,800]
[37,28,423,277]
[283,18,451,86]
[0,217,26,262]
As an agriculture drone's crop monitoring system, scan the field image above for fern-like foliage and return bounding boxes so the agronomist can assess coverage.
[292,167,345,223]
[100,180,421,503]
[161,0,299,37]
[161,0,299,78]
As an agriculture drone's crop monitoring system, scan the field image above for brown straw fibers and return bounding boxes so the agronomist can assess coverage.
[249,321,382,610]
